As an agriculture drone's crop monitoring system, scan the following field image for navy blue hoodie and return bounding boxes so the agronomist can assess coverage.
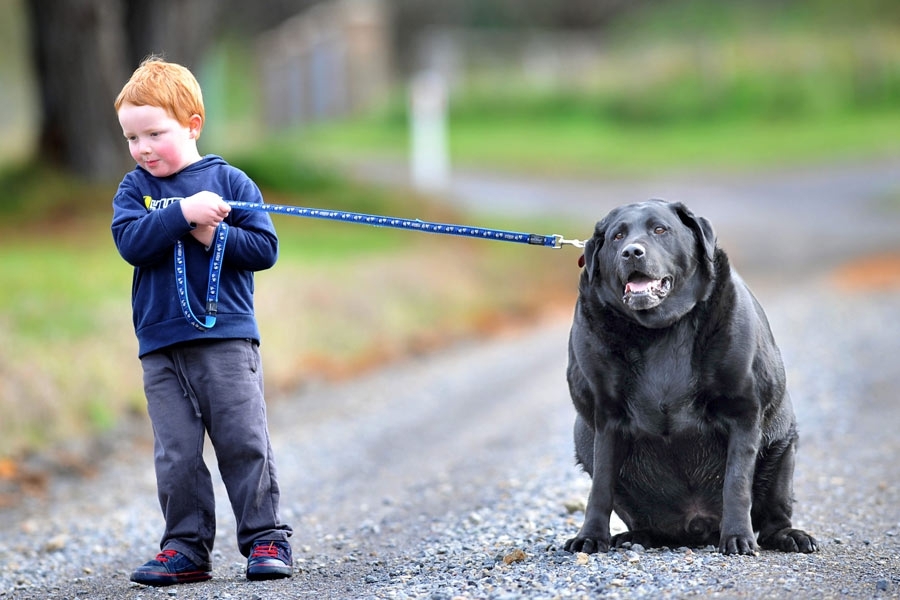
[112,155,278,357]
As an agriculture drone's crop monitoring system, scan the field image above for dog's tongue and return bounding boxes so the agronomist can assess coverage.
[625,278,657,294]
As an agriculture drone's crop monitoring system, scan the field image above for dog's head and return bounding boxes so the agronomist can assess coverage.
[580,199,717,328]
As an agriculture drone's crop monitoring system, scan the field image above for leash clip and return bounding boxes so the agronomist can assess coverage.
[552,235,586,249]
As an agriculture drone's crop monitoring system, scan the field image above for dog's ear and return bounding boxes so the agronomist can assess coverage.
[672,202,716,264]
[582,221,606,283]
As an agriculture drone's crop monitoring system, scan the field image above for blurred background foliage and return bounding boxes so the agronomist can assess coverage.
[0,0,898,461]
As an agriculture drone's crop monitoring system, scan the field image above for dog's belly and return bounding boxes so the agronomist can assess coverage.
[615,433,728,544]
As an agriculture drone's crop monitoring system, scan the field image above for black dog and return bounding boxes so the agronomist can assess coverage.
[565,199,817,556]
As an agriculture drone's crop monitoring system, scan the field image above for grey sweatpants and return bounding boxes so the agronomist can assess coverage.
[141,339,292,569]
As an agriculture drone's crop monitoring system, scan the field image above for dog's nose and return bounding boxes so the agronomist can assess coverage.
[622,243,645,259]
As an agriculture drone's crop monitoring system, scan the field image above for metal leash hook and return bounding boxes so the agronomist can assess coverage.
[552,235,586,249]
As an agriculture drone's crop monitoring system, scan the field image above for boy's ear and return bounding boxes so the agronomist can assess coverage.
[188,114,203,139]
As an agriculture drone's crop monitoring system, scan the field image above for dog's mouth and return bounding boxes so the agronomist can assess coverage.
[623,272,673,309]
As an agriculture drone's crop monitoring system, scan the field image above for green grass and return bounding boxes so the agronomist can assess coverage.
[292,108,900,178]
[449,110,900,175]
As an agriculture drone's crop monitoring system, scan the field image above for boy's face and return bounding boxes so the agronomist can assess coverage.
[118,103,201,177]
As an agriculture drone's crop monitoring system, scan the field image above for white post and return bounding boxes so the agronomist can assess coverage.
[409,70,450,192]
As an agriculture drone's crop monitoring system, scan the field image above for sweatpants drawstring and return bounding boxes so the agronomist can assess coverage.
[172,349,202,418]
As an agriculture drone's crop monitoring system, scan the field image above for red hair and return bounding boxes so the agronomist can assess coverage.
[115,57,205,134]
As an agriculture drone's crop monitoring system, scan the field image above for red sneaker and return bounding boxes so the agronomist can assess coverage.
[246,540,292,580]
[130,549,212,587]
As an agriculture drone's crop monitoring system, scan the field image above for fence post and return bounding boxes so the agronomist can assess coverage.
[409,70,449,192]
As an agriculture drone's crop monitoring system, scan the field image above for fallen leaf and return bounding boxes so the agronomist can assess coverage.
[0,459,16,479]
[502,549,526,565]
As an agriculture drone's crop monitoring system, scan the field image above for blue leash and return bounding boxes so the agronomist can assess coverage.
[226,200,586,249]
[177,200,585,330]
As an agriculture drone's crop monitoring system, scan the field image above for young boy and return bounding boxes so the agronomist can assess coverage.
[111,57,293,586]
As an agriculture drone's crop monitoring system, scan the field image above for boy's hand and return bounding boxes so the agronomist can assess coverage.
[181,191,231,227]
[189,225,217,248]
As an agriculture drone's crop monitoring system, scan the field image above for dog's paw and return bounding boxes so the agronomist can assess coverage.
[760,528,819,553]
[564,535,610,554]
[719,532,759,556]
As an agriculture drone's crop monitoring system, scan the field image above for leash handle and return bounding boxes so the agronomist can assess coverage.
[175,222,229,331]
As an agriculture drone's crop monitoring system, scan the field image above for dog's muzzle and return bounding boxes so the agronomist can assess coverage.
[623,272,673,309]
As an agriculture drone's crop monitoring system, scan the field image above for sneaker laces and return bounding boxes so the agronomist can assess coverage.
[250,542,280,559]
[155,549,179,563]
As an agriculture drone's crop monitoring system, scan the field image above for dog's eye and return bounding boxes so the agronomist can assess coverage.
[613,232,625,241]
[653,226,667,235]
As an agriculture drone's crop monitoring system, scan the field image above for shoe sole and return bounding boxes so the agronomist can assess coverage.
[246,567,292,581]
[130,571,212,587]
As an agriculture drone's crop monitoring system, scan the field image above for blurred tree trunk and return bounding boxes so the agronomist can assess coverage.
[124,0,220,69]
[26,0,131,181]
[25,0,220,183]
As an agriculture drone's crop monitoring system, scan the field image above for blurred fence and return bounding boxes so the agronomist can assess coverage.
[414,28,607,91]
[256,0,393,130]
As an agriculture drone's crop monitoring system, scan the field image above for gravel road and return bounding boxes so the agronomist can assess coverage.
[1,163,899,599]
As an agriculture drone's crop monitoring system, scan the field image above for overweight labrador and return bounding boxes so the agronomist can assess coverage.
[565,199,817,556]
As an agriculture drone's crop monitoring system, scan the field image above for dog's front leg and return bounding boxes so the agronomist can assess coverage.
[719,419,761,555]
[565,423,624,554]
